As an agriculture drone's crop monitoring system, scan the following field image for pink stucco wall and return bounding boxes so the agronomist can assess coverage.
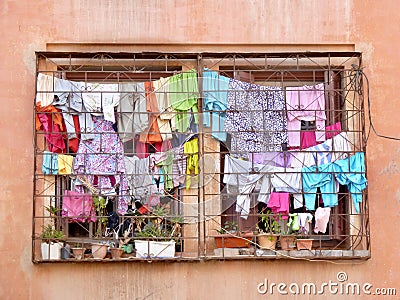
[0,1,399,299]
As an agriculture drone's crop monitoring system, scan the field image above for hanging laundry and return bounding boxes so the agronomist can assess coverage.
[36,104,66,153]
[287,213,300,232]
[302,162,339,210]
[155,150,175,190]
[184,138,199,189]
[134,135,164,159]
[225,79,287,154]
[139,81,163,144]
[300,130,318,149]
[36,73,55,107]
[325,122,342,140]
[154,77,175,140]
[286,83,326,147]
[291,131,351,168]
[118,82,148,143]
[314,207,331,233]
[53,78,95,141]
[202,69,230,142]
[298,213,313,234]
[124,155,158,200]
[248,152,294,168]
[58,154,74,175]
[73,116,129,215]
[67,115,80,153]
[299,122,342,149]
[169,70,199,132]
[42,151,58,175]
[62,190,96,222]
[327,132,352,162]
[53,78,81,139]
[267,192,290,219]
[223,155,273,218]
[79,82,120,123]
[271,167,303,210]
[172,146,187,187]
[333,152,367,213]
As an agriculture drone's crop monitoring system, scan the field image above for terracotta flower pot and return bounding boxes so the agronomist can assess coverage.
[257,234,278,250]
[296,239,313,250]
[213,232,253,248]
[280,235,296,250]
[110,247,124,259]
[91,243,108,259]
[72,247,85,259]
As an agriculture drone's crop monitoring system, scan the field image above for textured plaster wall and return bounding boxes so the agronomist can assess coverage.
[0,0,399,299]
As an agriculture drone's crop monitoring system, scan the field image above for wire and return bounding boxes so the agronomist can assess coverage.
[356,66,400,141]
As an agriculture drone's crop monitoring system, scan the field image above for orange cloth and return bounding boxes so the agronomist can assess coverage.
[36,104,64,131]
[139,82,163,143]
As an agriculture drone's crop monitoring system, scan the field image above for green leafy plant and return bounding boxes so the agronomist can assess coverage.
[93,196,107,237]
[45,205,61,216]
[217,221,239,234]
[258,211,282,235]
[135,205,183,244]
[41,205,64,241]
[41,224,64,240]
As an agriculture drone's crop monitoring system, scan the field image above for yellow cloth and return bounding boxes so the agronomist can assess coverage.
[184,138,199,189]
[58,154,74,175]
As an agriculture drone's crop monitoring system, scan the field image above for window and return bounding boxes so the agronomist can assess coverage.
[33,52,370,262]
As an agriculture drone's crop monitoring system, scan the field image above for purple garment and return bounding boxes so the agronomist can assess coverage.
[286,83,326,147]
[74,116,129,214]
[249,152,293,168]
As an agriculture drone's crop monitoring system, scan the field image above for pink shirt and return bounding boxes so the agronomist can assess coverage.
[286,83,326,147]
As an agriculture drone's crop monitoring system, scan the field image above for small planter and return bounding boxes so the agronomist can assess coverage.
[296,239,313,250]
[71,247,85,259]
[41,242,63,260]
[280,235,296,250]
[110,247,124,259]
[257,234,278,250]
[135,240,175,258]
[214,232,253,248]
[91,243,108,259]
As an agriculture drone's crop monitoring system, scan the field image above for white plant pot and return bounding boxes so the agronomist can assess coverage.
[41,242,63,260]
[135,240,175,258]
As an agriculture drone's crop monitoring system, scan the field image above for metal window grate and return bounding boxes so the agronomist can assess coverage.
[33,52,369,262]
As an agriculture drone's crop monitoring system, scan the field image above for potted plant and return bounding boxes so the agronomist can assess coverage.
[71,243,85,259]
[109,229,133,259]
[109,242,124,259]
[41,224,64,260]
[133,204,182,258]
[279,213,299,250]
[296,236,313,250]
[40,205,65,260]
[213,221,253,248]
[256,211,282,250]
[91,196,108,259]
